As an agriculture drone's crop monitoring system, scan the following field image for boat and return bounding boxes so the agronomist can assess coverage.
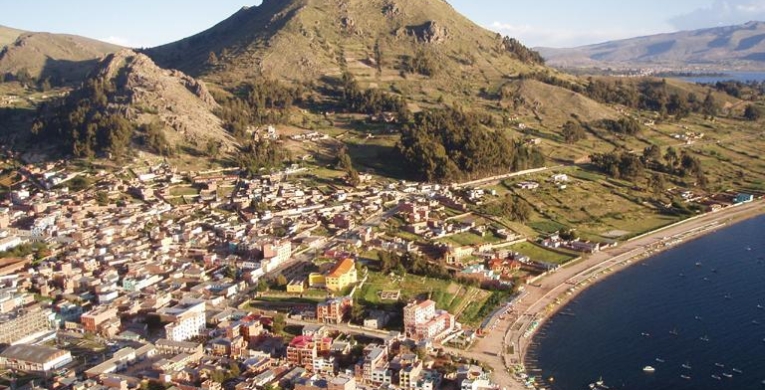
[715,363,725,368]
[712,375,722,380]
[733,368,743,374]
[682,363,692,370]
[643,366,656,373]
[655,358,665,363]
[723,373,733,378]
[696,262,702,267]
[681,375,691,380]
[758,304,763,310]
[695,316,703,321]
[700,335,710,342]
[669,328,679,336]
[641,332,650,337]
[753,320,761,325]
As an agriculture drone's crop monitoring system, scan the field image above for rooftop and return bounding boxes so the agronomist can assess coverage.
[0,344,69,364]
[327,258,354,278]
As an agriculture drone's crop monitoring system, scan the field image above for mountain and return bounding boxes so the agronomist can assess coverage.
[539,21,765,70]
[32,50,234,159]
[0,25,25,48]
[0,30,122,84]
[147,0,545,85]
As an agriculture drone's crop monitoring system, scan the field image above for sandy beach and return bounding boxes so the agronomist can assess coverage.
[451,200,765,390]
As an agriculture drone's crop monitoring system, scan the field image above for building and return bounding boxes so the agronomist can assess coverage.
[403,300,455,342]
[159,299,206,342]
[310,258,358,292]
[316,297,352,324]
[400,360,424,389]
[155,339,203,356]
[0,344,72,373]
[260,240,292,273]
[325,258,358,292]
[735,193,755,204]
[0,304,54,345]
[287,335,332,371]
[362,345,388,384]
[328,376,356,390]
[81,307,120,335]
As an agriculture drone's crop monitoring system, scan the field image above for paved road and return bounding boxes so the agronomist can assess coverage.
[462,200,765,390]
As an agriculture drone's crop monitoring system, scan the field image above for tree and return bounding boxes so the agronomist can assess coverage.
[350,300,365,324]
[744,104,761,121]
[257,278,269,292]
[373,39,384,74]
[271,313,286,335]
[96,191,109,206]
[642,144,662,166]
[561,120,586,144]
[702,90,717,119]
[335,146,360,187]
[275,274,288,288]
[664,147,678,172]
[647,173,666,195]
[228,361,241,378]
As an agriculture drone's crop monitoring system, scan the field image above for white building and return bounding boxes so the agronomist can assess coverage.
[403,300,455,341]
[0,344,72,373]
[160,299,206,342]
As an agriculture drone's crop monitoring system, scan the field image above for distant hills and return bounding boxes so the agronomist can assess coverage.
[539,21,765,70]
[0,26,121,84]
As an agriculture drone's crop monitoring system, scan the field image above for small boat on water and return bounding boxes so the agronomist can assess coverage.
[712,375,722,380]
[696,262,702,267]
[733,368,743,374]
[682,363,692,370]
[641,332,650,337]
[643,366,655,373]
[655,358,665,363]
[723,373,733,378]
[695,316,703,321]
[669,328,679,336]
[715,363,725,368]
[700,335,710,342]
[681,375,691,380]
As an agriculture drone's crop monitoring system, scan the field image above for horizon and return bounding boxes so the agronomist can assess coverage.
[1,0,765,48]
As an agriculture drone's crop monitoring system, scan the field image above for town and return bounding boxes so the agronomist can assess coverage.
[0,140,759,390]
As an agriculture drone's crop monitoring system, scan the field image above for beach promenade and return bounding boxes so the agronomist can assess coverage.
[462,200,765,390]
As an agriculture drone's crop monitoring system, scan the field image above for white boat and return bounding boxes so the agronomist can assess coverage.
[723,373,733,378]
[655,358,665,363]
[643,366,656,372]
[715,363,725,368]
[682,363,692,370]
[711,375,722,380]
[733,368,743,374]
[681,375,691,380]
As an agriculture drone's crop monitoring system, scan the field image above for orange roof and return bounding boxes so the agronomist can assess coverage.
[328,258,355,278]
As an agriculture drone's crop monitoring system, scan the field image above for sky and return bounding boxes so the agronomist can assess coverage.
[2,0,765,48]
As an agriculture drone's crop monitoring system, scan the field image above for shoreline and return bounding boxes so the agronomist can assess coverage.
[488,200,765,390]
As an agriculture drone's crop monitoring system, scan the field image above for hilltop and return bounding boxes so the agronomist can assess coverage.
[147,0,545,87]
[31,50,234,162]
[539,21,765,71]
[0,30,121,85]
[0,25,25,48]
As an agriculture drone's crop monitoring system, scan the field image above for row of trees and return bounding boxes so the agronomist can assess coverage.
[377,251,450,279]
[592,145,708,187]
[339,72,408,117]
[235,140,291,177]
[397,107,545,182]
[499,36,545,65]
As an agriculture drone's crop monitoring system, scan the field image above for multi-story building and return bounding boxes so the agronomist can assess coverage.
[81,307,120,335]
[159,299,206,342]
[362,345,388,384]
[0,304,54,345]
[403,300,455,342]
[328,376,356,390]
[316,297,352,324]
[286,335,332,371]
[400,360,424,388]
[260,239,292,273]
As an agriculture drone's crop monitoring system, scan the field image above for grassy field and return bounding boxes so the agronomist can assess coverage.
[357,271,493,325]
[437,232,502,247]
[510,241,578,265]
[169,186,200,196]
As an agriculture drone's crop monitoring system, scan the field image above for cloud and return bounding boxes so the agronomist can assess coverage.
[670,0,765,30]
[489,22,656,48]
[100,36,137,48]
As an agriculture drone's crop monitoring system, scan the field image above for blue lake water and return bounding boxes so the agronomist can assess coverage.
[530,215,765,390]
[676,72,765,84]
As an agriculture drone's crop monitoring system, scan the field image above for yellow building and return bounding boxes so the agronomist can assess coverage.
[287,279,306,294]
[309,258,358,292]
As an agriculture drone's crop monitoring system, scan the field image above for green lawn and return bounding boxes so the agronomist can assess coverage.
[510,242,577,265]
[438,232,501,247]
[169,186,200,196]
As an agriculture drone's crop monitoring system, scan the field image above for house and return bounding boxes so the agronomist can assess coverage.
[310,258,358,292]
[735,193,754,204]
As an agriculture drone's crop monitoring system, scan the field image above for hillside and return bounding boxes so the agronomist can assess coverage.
[147,0,545,87]
[0,25,25,48]
[0,31,121,84]
[31,50,234,162]
[539,21,765,70]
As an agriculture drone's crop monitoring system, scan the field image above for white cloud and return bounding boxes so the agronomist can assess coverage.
[100,36,137,48]
[489,22,657,48]
[670,0,765,30]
